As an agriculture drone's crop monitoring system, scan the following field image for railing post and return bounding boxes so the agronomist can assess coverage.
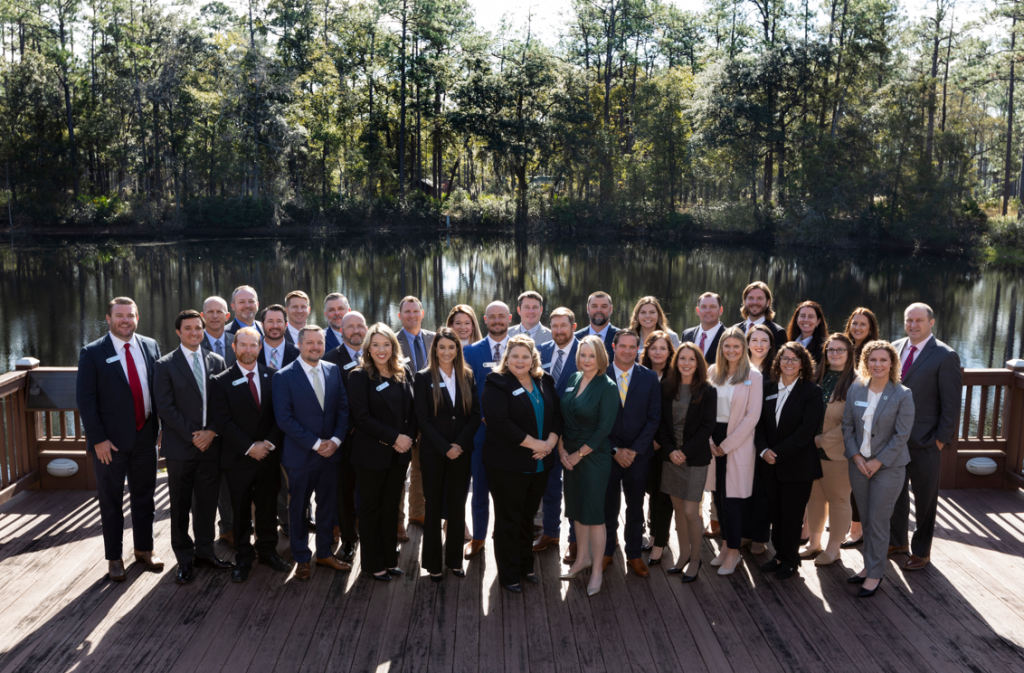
[1005,359,1024,490]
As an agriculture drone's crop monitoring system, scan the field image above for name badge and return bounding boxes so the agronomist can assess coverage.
[434,382,446,389]
[343,361,357,370]
[513,388,526,396]
[399,357,411,365]
[744,380,752,386]
[232,378,247,386]
[376,382,390,392]
[855,400,869,407]
[542,362,552,369]
[483,362,496,369]
[766,394,778,401]
[106,355,120,364]
[565,387,575,393]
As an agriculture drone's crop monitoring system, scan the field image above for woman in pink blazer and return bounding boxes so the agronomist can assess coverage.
[705,327,763,575]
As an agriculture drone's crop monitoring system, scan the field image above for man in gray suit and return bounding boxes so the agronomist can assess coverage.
[508,291,553,345]
[395,295,433,534]
[889,302,962,571]
[201,295,236,545]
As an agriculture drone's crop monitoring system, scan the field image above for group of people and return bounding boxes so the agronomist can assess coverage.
[75,281,962,599]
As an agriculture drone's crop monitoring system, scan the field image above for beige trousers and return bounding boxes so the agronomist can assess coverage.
[807,459,852,546]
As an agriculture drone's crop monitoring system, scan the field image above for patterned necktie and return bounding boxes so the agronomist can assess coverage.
[493,342,501,361]
[619,371,629,406]
[270,348,280,369]
[310,367,325,410]
[699,332,707,354]
[901,345,918,379]
[552,349,565,384]
[247,372,260,409]
[124,343,146,430]
[191,351,204,396]
[214,339,223,357]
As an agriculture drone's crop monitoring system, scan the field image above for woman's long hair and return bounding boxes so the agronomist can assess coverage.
[641,330,676,371]
[428,328,474,415]
[629,296,672,337]
[844,307,880,363]
[813,332,856,404]
[359,323,406,382]
[661,342,709,403]
[710,327,752,386]
[786,300,829,344]
[446,304,483,344]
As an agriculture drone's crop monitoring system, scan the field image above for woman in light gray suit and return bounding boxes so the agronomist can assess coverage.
[841,340,914,598]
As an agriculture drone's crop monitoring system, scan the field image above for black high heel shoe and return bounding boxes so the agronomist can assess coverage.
[665,565,684,574]
[451,568,466,578]
[857,576,883,598]
[846,574,867,585]
[681,560,701,583]
[648,556,663,567]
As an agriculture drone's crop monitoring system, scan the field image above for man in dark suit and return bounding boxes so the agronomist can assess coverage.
[283,290,311,345]
[76,297,165,581]
[210,327,290,582]
[534,307,580,554]
[226,285,263,337]
[273,325,351,580]
[574,291,618,359]
[602,329,661,577]
[395,296,434,533]
[681,292,726,365]
[323,293,351,352]
[155,310,231,584]
[732,281,787,347]
[259,304,299,371]
[201,295,236,548]
[463,300,512,558]
[889,303,962,571]
[322,310,367,562]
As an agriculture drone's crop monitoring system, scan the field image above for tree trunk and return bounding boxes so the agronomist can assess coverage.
[1004,17,1017,216]
[398,0,408,199]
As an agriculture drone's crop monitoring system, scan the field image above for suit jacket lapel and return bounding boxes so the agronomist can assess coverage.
[777,379,803,431]
[102,334,131,389]
[233,363,261,412]
[174,348,203,397]
[903,338,936,382]
[871,381,896,423]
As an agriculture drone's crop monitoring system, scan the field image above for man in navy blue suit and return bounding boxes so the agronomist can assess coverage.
[323,292,351,352]
[77,297,165,582]
[574,291,618,359]
[602,329,661,577]
[462,300,512,559]
[680,292,726,365]
[226,285,263,337]
[534,307,580,555]
[272,325,351,580]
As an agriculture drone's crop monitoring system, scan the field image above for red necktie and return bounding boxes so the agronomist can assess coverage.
[699,332,707,354]
[124,343,147,431]
[901,345,917,379]
[247,372,260,409]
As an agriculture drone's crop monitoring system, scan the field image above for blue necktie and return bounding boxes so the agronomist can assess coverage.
[414,334,425,371]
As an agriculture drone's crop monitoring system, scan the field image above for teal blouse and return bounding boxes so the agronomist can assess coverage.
[526,383,545,473]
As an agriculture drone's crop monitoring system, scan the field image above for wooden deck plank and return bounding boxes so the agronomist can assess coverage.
[424,565,461,673]
[520,552,556,673]
[536,546,581,673]
[374,525,424,672]
[476,538,504,673]
[452,537,482,672]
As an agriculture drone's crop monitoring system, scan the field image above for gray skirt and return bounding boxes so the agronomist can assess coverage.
[661,461,708,502]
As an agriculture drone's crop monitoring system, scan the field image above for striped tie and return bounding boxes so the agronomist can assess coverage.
[270,348,280,369]
[619,371,629,406]
[552,349,565,385]
[191,352,205,403]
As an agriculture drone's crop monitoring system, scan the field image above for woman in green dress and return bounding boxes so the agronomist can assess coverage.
[558,335,620,596]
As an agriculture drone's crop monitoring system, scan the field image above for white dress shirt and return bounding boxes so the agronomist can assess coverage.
[698,323,723,355]
[551,341,573,370]
[439,367,457,406]
[743,316,766,333]
[345,344,362,364]
[902,334,934,359]
[264,341,286,368]
[298,359,341,451]
[109,332,152,418]
[589,324,610,341]
[612,362,634,402]
[237,361,276,455]
[761,379,796,458]
[287,323,303,344]
[486,335,510,362]
[180,344,208,426]
[860,389,882,458]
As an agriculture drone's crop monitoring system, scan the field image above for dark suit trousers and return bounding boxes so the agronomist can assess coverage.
[421,450,472,573]
[355,462,407,573]
[889,445,941,556]
[604,453,652,559]
[335,444,359,544]
[166,454,220,564]
[287,464,338,563]
[541,459,563,538]
[713,455,745,550]
[763,471,814,569]
[93,417,158,560]
[647,454,674,547]
[225,461,281,564]
[742,470,772,544]
[487,468,547,586]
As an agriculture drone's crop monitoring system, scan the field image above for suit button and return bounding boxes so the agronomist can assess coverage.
[452,416,456,420]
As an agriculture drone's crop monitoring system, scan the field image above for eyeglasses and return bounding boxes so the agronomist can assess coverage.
[825,348,848,355]
[779,357,801,364]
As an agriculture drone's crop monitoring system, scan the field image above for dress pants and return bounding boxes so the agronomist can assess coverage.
[217,475,233,535]
[807,459,852,543]
[763,470,814,569]
[889,445,941,557]
[356,461,407,574]
[335,444,359,544]
[852,462,905,578]
[647,454,674,547]
[487,468,547,586]
[166,454,221,564]
[712,455,745,550]
[604,452,651,560]
[470,445,491,540]
[742,470,772,544]
[421,450,472,573]
[540,460,563,538]
[93,416,158,560]
[225,461,281,564]
[277,466,290,526]
[286,465,338,563]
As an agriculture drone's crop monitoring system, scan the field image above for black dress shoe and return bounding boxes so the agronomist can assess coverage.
[681,560,701,583]
[774,565,796,580]
[194,556,232,570]
[799,537,809,546]
[523,573,540,584]
[372,572,391,582]
[648,556,662,566]
[258,554,292,572]
[340,542,356,563]
[430,573,443,583]
[307,516,317,531]
[175,562,194,584]
[666,565,684,574]
[386,567,404,576]
[279,523,290,537]
[231,563,250,583]
[503,583,523,593]
[857,577,883,598]
[451,569,466,578]
[847,574,867,584]
[760,559,781,573]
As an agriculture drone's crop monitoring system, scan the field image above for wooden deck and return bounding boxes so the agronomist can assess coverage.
[2,481,1024,673]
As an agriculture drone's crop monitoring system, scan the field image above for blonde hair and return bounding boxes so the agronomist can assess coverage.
[494,334,544,379]
[857,340,902,384]
[576,335,609,373]
[359,323,406,382]
[710,326,752,386]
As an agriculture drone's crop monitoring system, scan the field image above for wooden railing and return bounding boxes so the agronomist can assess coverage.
[0,359,1022,498]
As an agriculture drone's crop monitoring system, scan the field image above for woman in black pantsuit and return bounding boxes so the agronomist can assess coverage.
[482,334,562,593]
[349,323,418,581]
[415,327,481,580]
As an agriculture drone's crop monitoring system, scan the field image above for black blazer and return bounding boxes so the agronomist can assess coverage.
[258,341,299,370]
[754,378,825,482]
[481,371,562,473]
[414,369,481,458]
[680,325,724,365]
[789,333,824,365]
[210,362,284,471]
[154,347,227,461]
[348,365,418,471]
[322,344,361,384]
[655,383,718,467]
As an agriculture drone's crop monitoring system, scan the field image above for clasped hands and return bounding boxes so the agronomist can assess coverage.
[393,434,413,454]
[248,441,271,460]
[528,434,557,462]
[853,455,882,478]
[559,439,593,471]
[192,429,216,452]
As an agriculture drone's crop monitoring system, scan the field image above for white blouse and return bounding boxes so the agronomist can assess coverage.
[859,389,881,458]
[439,368,457,407]
[715,382,736,423]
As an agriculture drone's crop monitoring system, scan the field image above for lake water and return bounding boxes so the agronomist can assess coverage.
[1,234,1022,373]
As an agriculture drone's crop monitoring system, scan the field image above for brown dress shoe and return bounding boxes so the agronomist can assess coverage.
[704,520,720,538]
[398,524,410,542]
[533,534,558,552]
[628,558,650,577]
[134,551,165,572]
[333,526,341,543]
[903,555,930,570]
[316,556,353,571]
[408,516,425,526]
[602,556,613,571]
[295,562,311,581]
[562,542,577,564]
[888,545,910,556]
[464,540,486,559]
[218,531,235,548]
[108,559,127,582]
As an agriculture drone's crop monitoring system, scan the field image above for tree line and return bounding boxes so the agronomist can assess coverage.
[1,0,1022,244]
